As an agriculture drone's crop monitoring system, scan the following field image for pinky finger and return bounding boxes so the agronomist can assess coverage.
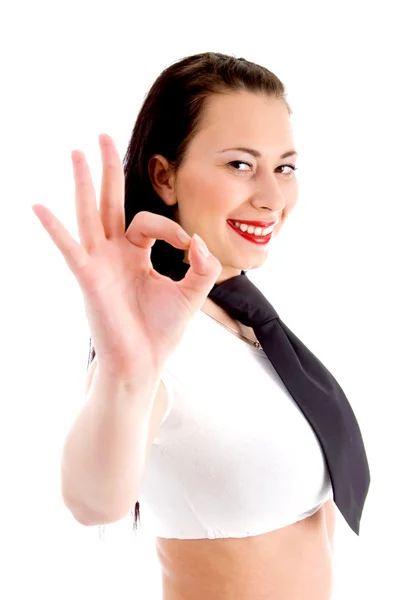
[32,204,89,273]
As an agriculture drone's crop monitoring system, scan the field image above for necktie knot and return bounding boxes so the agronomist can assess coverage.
[211,272,279,328]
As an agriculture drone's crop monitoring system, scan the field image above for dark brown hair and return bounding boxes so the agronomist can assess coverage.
[87,51,291,538]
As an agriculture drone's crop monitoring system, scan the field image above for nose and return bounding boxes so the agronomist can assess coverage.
[250,184,285,216]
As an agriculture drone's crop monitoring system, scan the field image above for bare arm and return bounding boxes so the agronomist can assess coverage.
[60,360,167,526]
[32,134,220,527]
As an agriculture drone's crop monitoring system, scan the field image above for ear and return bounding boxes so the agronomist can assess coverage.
[148,154,177,207]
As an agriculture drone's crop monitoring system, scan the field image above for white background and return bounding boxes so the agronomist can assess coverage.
[1,1,397,598]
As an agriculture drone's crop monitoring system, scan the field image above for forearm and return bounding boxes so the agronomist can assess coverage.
[60,364,159,525]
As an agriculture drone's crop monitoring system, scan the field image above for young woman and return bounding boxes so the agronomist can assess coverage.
[34,52,339,599]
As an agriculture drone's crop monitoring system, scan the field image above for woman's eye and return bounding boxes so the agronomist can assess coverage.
[227,160,253,172]
[278,164,298,176]
[227,161,298,176]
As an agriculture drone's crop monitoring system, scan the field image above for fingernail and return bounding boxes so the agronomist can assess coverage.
[193,233,210,257]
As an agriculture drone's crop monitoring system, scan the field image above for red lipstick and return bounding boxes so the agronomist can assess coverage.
[227,220,274,245]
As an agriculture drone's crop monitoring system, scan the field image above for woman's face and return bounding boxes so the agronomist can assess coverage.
[151,90,299,283]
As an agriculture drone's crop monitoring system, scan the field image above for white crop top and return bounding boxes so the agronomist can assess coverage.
[139,309,334,540]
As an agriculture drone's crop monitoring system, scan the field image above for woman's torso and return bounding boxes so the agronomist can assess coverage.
[153,298,336,599]
[156,498,335,600]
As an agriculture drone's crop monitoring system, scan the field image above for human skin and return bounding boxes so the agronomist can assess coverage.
[149,90,299,283]
[148,91,334,600]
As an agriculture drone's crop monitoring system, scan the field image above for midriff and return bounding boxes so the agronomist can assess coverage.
[156,499,336,600]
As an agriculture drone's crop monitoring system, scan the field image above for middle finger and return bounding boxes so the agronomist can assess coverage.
[98,134,126,239]
[72,150,105,251]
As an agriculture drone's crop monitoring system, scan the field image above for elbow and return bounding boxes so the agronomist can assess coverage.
[63,496,130,527]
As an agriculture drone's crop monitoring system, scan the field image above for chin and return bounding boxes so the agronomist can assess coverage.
[243,252,271,271]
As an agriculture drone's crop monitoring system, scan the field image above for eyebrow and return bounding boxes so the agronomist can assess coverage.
[217,147,298,159]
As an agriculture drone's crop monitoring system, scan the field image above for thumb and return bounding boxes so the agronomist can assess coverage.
[176,233,222,313]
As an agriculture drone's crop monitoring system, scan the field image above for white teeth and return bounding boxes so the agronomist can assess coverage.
[233,221,274,236]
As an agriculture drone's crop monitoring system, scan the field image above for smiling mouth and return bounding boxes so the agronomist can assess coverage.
[227,221,274,245]
[227,220,276,236]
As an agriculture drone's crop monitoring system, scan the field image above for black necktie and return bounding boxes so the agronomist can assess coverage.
[166,261,371,536]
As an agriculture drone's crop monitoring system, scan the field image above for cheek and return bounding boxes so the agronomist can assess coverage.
[178,168,234,215]
[284,200,297,218]
[274,195,298,234]
[199,171,242,215]
[283,189,299,218]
